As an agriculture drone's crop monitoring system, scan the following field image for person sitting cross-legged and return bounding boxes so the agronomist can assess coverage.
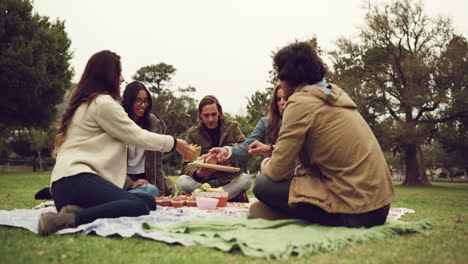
[177,95,251,202]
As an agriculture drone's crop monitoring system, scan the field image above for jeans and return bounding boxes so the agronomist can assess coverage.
[253,173,389,228]
[127,173,160,197]
[51,173,156,226]
[177,173,251,200]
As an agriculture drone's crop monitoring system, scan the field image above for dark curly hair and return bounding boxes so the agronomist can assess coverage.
[273,42,326,96]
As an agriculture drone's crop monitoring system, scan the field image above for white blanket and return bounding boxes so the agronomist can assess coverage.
[0,206,240,245]
[0,205,414,245]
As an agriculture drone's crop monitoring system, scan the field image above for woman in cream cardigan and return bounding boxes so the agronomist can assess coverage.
[38,50,194,236]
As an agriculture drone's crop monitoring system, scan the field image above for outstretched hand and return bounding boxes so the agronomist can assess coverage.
[208,147,229,161]
[248,140,272,156]
[176,139,197,161]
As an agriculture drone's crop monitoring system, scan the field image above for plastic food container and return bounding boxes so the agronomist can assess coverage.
[186,199,197,207]
[195,197,219,210]
[155,197,172,207]
[172,200,184,208]
[192,191,228,207]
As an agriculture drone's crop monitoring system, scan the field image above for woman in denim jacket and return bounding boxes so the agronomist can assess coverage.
[209,84,287,163]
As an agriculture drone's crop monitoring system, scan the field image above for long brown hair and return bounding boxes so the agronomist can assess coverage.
[53,50,122,155]
[267,85,284,144]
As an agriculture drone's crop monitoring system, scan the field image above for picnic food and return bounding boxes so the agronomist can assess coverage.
[172,196,186,208]
[204,155,218,165]
[185,144,201,162]
[155,196,172,207]
[186,196,197,207]
[192,184,228,207]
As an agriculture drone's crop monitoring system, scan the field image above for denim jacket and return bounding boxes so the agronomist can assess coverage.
[229,117,282,163]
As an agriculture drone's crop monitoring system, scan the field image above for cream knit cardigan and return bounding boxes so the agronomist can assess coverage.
[51,94,174,189]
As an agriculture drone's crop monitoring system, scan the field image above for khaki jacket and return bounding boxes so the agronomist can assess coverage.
[181,119,245,184]
[261,84,394,214]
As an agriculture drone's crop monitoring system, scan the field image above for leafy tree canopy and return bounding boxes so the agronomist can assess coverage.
[0,0,73,130]
[328,0,467,185]
[132,63,176,94]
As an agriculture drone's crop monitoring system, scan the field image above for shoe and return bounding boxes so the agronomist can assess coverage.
[34,187,52,200]
[59,205,81,215]
[229,190,249,203]
[249,201,290,220]
[38,211,76,236]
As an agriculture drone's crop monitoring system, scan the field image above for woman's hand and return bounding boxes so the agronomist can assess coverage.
[176,139,197,161]
[208,147,229,161]
[248,140,273,156]
[130,179,149,190]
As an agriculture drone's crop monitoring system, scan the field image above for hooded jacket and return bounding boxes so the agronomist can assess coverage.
[261,84,394,214]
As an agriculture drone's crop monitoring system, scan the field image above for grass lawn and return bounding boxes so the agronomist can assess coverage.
[0,172,467,264]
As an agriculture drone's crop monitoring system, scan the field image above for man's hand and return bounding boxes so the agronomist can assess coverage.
[130,179,149,190]
[248,140,273,156]
[196,167,216,179]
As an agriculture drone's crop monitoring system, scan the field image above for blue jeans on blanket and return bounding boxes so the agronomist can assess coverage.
[253,174,389,228]
[51,173,156,226]
[127,173,160,197]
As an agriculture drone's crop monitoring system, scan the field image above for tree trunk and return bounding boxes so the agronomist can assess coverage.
[38,151,43,171]
[402,143,431,186]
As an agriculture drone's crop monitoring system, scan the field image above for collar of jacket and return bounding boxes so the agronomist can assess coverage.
[194,119,236,145]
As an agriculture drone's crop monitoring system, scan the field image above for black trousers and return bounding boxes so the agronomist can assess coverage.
[253,173,389,228]
[51,173,156,226]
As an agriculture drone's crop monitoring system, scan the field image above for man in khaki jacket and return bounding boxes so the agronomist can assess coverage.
[177,95,251,202]
[249,42,394,227]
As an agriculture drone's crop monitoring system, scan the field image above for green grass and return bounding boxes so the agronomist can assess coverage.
[0,172,467,264]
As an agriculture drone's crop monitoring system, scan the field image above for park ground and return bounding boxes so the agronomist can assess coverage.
[0,171,467,264]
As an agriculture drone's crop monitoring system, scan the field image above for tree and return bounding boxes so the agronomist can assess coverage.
[27,128,47,171]
[328,0,467,186]
[0,0,73,131]
[7,126,55,171]
[435,34,468,175]
[132,63,176,94]
[151,88,198,172]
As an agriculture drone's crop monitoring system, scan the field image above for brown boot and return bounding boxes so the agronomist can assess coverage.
[38,211,76,236]
[59,205,81,215]
[229,190,249,203]
[249,201,290,220]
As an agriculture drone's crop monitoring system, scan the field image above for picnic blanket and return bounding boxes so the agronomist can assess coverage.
[0,204,431,259]
[143,217,433,260]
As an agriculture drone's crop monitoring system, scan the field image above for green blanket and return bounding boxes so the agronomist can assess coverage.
[142,217,433,260]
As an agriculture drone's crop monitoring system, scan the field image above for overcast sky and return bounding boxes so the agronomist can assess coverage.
[33,0,468,115]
